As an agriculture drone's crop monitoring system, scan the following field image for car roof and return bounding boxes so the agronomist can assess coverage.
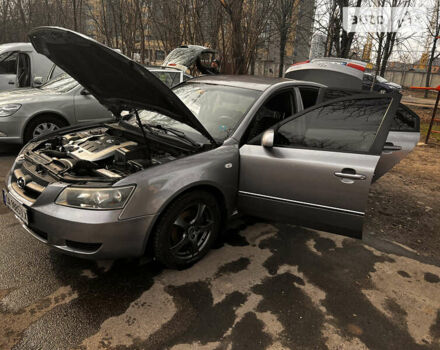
[188,75,323,91]
[0,42,34,53]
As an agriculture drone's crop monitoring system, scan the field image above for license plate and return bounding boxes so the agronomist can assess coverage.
[2,189,28,225]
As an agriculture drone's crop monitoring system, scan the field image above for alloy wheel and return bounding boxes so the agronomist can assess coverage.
[32,122,60,137]
[169,202,214,261]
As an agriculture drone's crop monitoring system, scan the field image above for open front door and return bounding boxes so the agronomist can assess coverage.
[238,93,400,239]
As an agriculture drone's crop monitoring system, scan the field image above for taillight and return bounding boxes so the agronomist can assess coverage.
[347,62,366,72]
[291,60,310,67]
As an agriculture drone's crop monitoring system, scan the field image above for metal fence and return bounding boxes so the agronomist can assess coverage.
[382,70,440,88]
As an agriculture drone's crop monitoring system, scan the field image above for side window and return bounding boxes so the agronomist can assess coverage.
[391,104,419,132]
[274,98,392,153]
[298,87,319,109]
[0,52,18,75]
[245,90,294,143]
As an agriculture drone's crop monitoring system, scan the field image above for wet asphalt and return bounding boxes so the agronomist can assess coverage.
[0,142,440,350]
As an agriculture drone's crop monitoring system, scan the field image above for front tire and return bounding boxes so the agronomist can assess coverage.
[153,191,221,269]
[24,115,68,143]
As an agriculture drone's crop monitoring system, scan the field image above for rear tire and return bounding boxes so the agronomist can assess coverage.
[153,191,221,269]
[24,115,68,143]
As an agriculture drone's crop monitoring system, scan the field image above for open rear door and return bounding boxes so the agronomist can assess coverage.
[373,103,420,181]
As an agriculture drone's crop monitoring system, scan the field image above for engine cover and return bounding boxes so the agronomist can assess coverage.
[67,134,137,162]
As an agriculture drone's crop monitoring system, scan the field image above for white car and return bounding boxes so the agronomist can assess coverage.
[0,42,55,91]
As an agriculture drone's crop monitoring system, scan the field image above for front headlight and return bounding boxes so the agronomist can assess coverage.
[55,186,135,210]
[0,104,22,117]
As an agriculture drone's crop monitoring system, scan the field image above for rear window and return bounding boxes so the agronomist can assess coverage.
[391,105,420,132]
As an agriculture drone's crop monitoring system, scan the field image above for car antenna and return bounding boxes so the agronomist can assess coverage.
[134,109,152,164]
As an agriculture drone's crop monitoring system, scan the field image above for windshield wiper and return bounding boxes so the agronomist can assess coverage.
[144,123,200,148]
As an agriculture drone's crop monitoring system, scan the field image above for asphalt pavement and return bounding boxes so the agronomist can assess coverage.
[1,143,440,350]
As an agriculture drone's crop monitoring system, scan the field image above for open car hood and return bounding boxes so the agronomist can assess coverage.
[162,45,216,72]
[28,27,216,144]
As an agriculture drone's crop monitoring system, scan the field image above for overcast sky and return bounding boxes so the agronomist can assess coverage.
[313,0,438,63]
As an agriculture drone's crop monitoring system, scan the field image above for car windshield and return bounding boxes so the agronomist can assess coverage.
[126,83,261,143]
[40,73,79,92]
[376,76,388,83]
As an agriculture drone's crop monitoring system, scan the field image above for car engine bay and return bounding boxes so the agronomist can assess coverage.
[22,126,194,183]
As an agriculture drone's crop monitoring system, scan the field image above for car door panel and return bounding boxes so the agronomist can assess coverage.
[238,93,400,239]
[73,91,114,123]
[238,146,380,237]
[374,104,420,181]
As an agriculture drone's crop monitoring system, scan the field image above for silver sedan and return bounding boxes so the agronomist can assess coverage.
[0,74,114,143]
[3,27,420,269]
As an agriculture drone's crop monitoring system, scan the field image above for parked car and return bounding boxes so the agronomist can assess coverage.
[3,27,419,269]
[0,42,55,91]
[285,58,367,90]
[362,73,402,93]
[148,67,192,88]
[162,44,218,75]
[0,73,113,143]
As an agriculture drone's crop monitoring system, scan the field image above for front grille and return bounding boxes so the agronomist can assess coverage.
[10,160,54,202]
[30,227,48,241]
[65,240,102,253]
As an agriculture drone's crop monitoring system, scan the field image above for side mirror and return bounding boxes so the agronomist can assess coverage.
[81,89,91,95]
[261,129,275,148]
[33,76,43,86]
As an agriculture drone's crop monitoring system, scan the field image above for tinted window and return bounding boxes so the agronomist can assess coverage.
[0,52,17,75]
[391,105,419,131]
[245,90,293,142]
[299,87,319,109]
[322,88,362,102]
[275,98,391,153]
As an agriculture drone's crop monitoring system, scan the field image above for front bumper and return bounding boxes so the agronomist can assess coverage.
[0,114,27,143]
[4,184,156,260]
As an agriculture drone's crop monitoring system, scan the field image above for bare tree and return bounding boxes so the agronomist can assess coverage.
[272,0,296,77]
[424,0,440,97]
[217,0,274,74]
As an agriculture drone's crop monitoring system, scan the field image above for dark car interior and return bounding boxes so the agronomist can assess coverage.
[17,53,31,87]
[244,90,295,142]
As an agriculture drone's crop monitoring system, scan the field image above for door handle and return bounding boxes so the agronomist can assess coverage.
[383,142,402,151]
[334,169,366,180]
[8,80,15,85]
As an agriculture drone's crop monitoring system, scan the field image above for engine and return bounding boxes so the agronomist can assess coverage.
[26,127,188,181]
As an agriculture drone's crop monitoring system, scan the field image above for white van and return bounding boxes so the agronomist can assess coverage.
[0,42,57,91]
